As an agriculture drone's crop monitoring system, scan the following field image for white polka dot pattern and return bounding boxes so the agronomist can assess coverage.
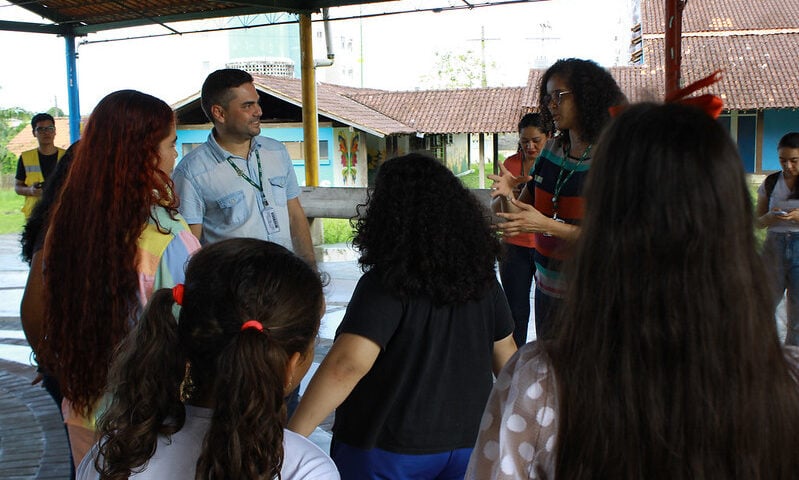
[507,413,527,432]
[465,342,558,479]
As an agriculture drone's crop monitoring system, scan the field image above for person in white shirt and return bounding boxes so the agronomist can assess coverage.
[77,238,339,480]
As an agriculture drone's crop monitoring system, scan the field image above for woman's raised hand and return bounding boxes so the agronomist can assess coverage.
[488,162,531,199]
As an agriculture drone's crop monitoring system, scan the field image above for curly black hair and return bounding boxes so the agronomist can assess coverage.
[538,58,626,143]
[353,152,502,304]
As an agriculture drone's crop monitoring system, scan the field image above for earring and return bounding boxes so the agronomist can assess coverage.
[180,362,195,402]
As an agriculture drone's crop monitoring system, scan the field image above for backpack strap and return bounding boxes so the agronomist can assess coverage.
[765,171,781,199]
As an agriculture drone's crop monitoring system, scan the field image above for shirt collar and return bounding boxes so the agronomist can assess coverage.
[206,129,262,163]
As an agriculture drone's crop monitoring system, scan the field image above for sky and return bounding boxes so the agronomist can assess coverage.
[0,0,633,115]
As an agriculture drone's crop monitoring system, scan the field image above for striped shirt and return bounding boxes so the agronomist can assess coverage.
[530,137,590,299]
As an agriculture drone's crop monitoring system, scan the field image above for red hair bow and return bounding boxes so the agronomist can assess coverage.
[609,70,724,119]
[172,284,184,306]
[665,70,724,119]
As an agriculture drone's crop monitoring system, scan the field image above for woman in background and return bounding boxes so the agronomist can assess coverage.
[468,102,799,479]
[757,132,799,345]
[79,238,338,480]
[36,90,201,468]
[497,113,552,346]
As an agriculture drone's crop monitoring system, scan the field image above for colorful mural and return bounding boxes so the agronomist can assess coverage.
[339,132,360,186]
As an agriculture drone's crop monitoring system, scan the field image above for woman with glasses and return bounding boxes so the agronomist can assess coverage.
[36,90,201,469]
[497,113,552,347]
[489,58,625,339]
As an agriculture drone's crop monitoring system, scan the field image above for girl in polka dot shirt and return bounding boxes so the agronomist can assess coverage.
[467,103,799,479]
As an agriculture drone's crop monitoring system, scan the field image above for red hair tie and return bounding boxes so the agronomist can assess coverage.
[241,320,264,332]
[172,284,184,305]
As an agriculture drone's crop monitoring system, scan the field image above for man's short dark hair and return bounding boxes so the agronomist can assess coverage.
[31,113,55,130]
[778,132,799,150]
[200,69,254,123]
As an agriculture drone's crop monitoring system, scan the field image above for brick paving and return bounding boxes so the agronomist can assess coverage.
[0,358,71,480]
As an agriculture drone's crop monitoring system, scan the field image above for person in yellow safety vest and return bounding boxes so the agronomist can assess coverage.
[15,113,66,218]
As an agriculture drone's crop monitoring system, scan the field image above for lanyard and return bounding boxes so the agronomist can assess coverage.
[225,149,269,206]
[552,143,591,218]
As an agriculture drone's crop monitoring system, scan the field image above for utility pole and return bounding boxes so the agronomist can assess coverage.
[467,25,499,87]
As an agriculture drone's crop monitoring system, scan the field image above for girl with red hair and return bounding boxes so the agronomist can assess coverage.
[36,90,201,468]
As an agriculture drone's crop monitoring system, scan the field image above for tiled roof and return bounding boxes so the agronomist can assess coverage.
[520,69,545,112]
[522,34,799,111]
[6,117,72,157]
[633,34,799,109]
[642,0,799,34]
[251,74,415,136]
[175,74,527,135]
[347,87,524,134]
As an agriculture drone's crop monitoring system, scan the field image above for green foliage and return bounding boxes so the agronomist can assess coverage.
[420,49,496,89]
[0,189,25,234]
[322,218,356,244]
[0,106,32,174]
[458,163,496,189]
[1,149,18,174]
[47,107,66,117]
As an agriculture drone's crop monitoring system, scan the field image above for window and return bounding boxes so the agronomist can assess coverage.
[427,135,445,161]
[282,140,329,164]
[718,110,757,173]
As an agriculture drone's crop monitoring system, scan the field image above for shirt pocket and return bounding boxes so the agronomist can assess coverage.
[268,176,288,206]
[215,190,250,227]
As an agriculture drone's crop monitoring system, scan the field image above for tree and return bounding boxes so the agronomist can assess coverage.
[0,106,32,174]
[419,49,496,89]
[46,106,66,117]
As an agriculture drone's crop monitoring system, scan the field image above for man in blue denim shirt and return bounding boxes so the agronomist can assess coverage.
[173,69,315,266]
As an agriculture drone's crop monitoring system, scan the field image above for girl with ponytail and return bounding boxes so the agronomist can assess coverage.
[77,238,339,480]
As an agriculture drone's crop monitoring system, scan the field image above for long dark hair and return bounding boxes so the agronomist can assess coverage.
[96,238,323,480]
[353,152,501,304]
[548,103,799,479]
[38,90,178,415]
[538,58,625,143]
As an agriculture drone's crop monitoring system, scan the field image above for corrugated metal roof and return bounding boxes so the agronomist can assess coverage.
[1,1,397,34]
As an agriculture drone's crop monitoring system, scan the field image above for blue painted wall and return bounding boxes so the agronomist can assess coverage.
[763,110,799,172]
[176,125,335,186]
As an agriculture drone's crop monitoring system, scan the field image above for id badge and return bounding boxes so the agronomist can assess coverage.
[262,205,281,234]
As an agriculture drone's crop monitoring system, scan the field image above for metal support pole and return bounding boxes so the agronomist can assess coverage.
[65,34,81,143]
[664,0,686,97]
[299,14,319,187]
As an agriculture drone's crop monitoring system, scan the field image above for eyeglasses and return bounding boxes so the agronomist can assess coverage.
[543,90,572,106]
[34,126,56,134]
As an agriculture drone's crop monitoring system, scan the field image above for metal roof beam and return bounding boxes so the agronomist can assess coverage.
[70,6,282,34]
[0,19,70,35]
